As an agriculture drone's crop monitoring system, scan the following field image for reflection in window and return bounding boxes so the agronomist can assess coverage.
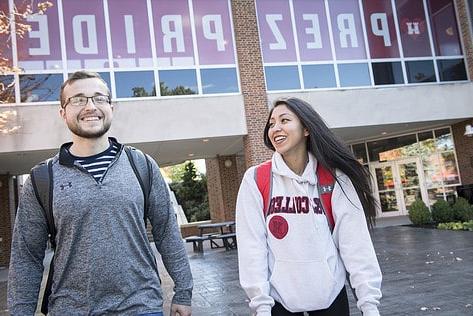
[20,74,63,102]
[418,131,435,155]
[264,66,300,91]
[372,62,404,85]
[159,70,197,96]
[338,63,370,87]
[352,143,368,164]
[441,151,459,185]
[368,134,418,162]
[0,75,15,104]
[302,64,336,89]
[115,71,156,98]
[437,59,467,81]
[435,128,453,151]
[406,60,436,83]
[428,0,462,56]
[428,187,444,206]
[423,154,442,188]
[200,68,239,94]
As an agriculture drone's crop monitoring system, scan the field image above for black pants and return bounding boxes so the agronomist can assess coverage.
[271,287,349,316]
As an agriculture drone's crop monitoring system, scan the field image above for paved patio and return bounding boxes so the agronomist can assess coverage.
[2,225,473,315]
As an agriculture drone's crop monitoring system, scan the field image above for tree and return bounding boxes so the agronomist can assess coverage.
[0,1,52,134]
[169,161,210,222]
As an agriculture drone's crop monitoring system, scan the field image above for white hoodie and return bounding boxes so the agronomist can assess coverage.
[236,152,382,316]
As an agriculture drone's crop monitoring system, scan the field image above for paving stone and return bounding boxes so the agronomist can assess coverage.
[1,226,472,315]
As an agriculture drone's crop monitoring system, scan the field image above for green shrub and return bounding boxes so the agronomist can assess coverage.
[452,197,473,222]
[437,220,473,231]
[431,199,454,223]
[408,199,432,225]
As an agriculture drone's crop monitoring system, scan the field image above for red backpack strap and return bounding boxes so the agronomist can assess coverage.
[316,163,336,231]
[255,160,272,217]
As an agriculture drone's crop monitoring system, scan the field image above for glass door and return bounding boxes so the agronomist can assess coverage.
[370,157,428,217]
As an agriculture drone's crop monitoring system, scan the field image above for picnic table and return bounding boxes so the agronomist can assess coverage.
[185,221,237,253]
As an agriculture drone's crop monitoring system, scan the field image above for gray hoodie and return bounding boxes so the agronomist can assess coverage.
[8,139,193,315]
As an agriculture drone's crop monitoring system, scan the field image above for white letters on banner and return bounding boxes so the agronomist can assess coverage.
[124,15,136,54]
[407,22,420,35]
[371,13,391,46]
[337,14,358,48]
[266,14,287,50]
[303,14,322,49]
[162,15,185,53]
[27,14,50,55]
[72,15,98,54]
[202,15,225,51]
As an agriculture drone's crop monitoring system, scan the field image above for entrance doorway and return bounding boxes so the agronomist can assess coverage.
[370,157,428,217]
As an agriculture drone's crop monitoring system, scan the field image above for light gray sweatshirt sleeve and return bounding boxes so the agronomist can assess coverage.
[147,158,193,306]
[8,176,49,315]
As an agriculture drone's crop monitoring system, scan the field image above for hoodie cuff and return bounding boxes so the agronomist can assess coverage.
[255,305,272,316]
[361,303,380,316]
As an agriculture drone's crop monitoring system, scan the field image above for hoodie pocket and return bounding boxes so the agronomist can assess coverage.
[269,259,336,312]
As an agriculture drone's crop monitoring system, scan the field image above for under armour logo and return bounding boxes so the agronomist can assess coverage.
[60,182,72,190]
[320,185,333,193]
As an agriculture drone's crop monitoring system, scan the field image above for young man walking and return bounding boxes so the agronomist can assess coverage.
[8,71,193,316]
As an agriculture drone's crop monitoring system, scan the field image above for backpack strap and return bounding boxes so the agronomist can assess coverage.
[316,163,335,231]
[30,158,56,248]
[30,158,56,314]
[255,160,272,217]
[124,146,153,225]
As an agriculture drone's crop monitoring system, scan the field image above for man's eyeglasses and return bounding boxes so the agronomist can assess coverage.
[63,95,111,108]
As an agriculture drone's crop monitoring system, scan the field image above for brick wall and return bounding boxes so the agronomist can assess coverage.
[231,0,273,168]
[456,0,473,77]
[0,175,12,267]
[452,119,473,184]
[205,158,225,222]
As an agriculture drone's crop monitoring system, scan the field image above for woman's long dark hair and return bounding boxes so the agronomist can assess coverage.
[263,97,377,228]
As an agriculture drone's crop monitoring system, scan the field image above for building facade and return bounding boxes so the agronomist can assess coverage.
[1,0,473,267]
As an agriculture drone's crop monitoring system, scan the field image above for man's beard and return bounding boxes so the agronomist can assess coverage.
[68,120,112,139]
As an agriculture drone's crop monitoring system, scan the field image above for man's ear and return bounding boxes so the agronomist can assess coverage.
[60,107,66,120]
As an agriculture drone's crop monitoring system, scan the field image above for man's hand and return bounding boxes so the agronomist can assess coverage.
[170,303,192,316]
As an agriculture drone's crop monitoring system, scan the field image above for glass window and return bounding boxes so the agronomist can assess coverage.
[352,143,368,164]
[395,0,432,57]
[437,59,467,81]
[423,154,442,188]
[115,71,156,98]
[338,63,370,87]
[418,131,435,155]
[441,152,460,185]
[159,70,197,96]
[427,187,444,206]
[435,128,453,151]
[302,64,336,89]
[428,0,462,56]
[367,134,418,162]
[372,62,404,85]
[0,75,15,104]
[406,60,436,83]
[200,68,239,94]
[264,66,300,91]
[19,74,63,102]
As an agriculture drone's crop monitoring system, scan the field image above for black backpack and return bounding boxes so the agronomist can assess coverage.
[30,146,152,315]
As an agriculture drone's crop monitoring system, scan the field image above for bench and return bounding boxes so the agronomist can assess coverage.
[184,235,210,253]
[210,233,237,250]
[184,232,237,253]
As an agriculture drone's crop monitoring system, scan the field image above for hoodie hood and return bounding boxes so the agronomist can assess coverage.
[271,151,317,185]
